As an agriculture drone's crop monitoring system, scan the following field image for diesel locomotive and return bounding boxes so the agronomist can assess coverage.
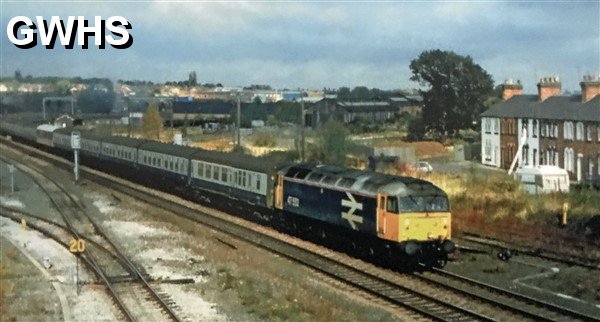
[0,120,455,267]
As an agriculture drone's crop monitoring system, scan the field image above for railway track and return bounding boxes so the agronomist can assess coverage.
[3,138,599,321]
[0,155,184,322]
[421,267,599,322]
[457,234,600,270]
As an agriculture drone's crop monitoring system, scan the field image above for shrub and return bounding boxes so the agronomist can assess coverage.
[253,131,277,147]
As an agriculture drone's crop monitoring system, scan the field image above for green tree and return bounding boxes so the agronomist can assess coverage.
[14,70,22,82]
[142,102,163,140]
[309,119,349,166]
[189,71,197,87]
[410,49,494,136]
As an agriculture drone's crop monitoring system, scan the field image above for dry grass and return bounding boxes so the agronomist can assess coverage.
[421,171,600,260]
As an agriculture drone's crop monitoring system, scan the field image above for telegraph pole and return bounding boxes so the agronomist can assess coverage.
[300,95,306,162]
[236,96,241,148]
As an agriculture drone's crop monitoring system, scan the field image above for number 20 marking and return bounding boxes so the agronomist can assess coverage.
[69,238,85,253]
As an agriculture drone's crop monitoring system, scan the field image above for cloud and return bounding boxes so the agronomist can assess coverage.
[1,1,598,90]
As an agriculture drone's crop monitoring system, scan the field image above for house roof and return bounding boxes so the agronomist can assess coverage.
[480,94,600,122]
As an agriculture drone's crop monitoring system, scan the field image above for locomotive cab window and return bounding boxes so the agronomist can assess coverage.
[386,197,399,213]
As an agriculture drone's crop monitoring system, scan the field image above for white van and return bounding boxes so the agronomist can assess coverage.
[515,166,570,194]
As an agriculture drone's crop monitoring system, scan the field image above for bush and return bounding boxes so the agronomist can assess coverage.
[308,119,348,166]
[253,131,277,147]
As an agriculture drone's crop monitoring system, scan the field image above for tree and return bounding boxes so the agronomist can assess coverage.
[14,70,22,82]
[188,71,197,87]
[142,102,163,140]
[410,50,493,136]
[309,119,349,166]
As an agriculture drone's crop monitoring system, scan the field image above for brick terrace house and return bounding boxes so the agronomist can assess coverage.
[480,76,600,182]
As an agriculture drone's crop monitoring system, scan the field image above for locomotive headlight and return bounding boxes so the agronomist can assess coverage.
[404,241,421,256]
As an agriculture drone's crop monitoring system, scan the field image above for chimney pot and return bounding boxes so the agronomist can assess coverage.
[537,76,561,101]
[501,78,523,101]
[580,74,600,102]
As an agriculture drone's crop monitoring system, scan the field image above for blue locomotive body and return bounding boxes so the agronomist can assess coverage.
[283,178,378,235]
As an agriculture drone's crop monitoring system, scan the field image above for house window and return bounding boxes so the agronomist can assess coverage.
[576,122,584,141]
[541,121,547,137]
[532,120,538,138]
[493,119,499,134]
[484,118,491,133]
[586,125,592,142]
[522,145,529,166]
[564,148,574,172]
[533,149,537,166]
[564,122,574,140]
[485,140,492,161]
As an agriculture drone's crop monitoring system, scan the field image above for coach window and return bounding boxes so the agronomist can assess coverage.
[256,177,261,190]
[221,168,228,182]
[206,164,212,178]
[213,167,219,180]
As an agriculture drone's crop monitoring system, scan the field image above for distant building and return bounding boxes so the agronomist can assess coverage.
[389,95,423,115]
[170,99,234,124]
[480,76,600,182]
[309,99,401,128]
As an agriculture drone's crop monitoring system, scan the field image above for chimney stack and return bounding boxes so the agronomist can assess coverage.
[580,75,600,102]
[501,79,523,100]
[537,76,561,101]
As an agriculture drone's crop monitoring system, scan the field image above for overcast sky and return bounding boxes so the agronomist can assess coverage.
[1,1,598,92]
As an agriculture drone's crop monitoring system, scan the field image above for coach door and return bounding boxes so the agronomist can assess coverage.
[274,174,284,209]
[376,193,387,236]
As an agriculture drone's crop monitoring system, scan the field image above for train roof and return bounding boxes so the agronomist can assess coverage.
[283,164,447,197]
[54,127,284,174]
